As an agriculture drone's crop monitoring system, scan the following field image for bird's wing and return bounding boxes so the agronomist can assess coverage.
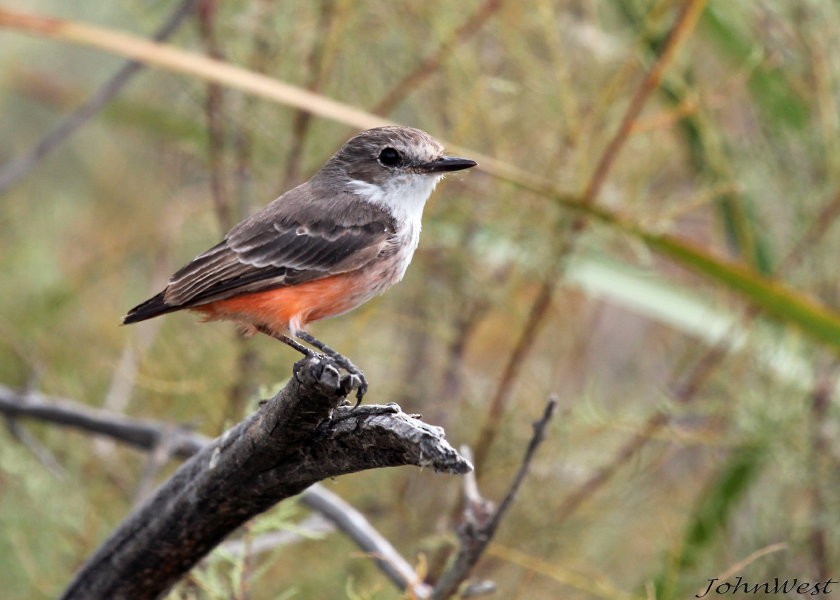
[160,185,394,308]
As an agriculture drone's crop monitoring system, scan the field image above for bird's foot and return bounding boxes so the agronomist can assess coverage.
[262,325,368,405]
[296,331,367,406]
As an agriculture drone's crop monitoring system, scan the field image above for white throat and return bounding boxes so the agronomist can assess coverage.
[348,173,441,226]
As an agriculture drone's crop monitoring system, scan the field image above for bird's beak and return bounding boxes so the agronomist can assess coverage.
[418,156,478,173]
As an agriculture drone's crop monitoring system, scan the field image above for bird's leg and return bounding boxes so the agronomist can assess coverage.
[254,325,367,404]
[278,334,316,357]
[255,324,315,357]
[295,331,368,405]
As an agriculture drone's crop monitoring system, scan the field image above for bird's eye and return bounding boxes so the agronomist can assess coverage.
[378,147,403,167]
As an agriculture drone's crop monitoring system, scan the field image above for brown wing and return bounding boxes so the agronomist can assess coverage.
[123,184,394,323]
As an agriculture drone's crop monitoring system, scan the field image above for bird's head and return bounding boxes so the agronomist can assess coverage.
[314,126,477,223]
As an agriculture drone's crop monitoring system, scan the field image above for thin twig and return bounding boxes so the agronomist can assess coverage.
[0,384,209,458]
[282,0,339,186]
[197,0,233,231]
[470,261,562,474]
[302,484,434,598]
[618,0,763,267]
[373,0,504,116]
[807,368,836,581]
[431,398,557,599]
[230,0,275,216]
[0,0,198,195]
[132,423,182,506]
[437,223,509,404]
[102,325,161,415]
[581,0,708,203]
[3,415,67,479]
[220,513,335,558]
[222,2,281,421]
[777,190,840,274]
[97,243,171,452]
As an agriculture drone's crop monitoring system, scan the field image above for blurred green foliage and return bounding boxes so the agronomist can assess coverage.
[1,1,838,598]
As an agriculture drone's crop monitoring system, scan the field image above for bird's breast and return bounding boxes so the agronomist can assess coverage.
[370,222,421,288]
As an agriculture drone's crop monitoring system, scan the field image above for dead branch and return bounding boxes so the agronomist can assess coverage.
[1,377,452,598]
[373,0,503,115]
[0,356,471,599]
[0,384,208,458]
[218,513,335,558]
[2,356,558,599]
[303,483,434,597]
[432,397,557,599]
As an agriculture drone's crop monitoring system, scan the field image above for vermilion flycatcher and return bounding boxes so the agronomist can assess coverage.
[123,126,477,401]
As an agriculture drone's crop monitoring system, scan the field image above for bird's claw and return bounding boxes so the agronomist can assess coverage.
[277,330,369,406]
[339,371,368,407]
[354,377,369,408]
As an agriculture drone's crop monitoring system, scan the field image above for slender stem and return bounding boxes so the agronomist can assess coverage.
[197,0,233,231]
[581,0,708,203]
[431,398,557,599]
[373,0,504,116]
[282,0,339,186]
[0,0,198,195]
[470,262,561,474]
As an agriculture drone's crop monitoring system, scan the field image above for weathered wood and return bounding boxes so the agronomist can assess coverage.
[57,356,470,599]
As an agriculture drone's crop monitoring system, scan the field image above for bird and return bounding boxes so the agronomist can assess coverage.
[123,126,477,403]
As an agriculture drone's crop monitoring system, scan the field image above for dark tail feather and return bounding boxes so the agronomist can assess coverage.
[123,291,180,324]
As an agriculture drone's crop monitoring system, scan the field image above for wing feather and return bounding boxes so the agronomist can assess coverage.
[151,185,394,310]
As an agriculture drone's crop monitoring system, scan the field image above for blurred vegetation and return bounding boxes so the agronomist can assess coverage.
[1,0,839,598]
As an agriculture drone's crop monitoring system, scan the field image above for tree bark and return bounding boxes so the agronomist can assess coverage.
[58,356,471,599]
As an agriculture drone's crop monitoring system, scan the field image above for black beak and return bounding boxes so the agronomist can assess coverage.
[419,156,478,173]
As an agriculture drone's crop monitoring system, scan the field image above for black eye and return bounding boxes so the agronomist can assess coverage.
[378,147,402,167]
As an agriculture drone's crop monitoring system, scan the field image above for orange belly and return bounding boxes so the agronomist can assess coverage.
[193,272,367,334]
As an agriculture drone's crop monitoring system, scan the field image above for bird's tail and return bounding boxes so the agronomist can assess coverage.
[122,291,179,324]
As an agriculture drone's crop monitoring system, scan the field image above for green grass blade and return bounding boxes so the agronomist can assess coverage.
[638,231,840,349]
[536,189,840,353]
